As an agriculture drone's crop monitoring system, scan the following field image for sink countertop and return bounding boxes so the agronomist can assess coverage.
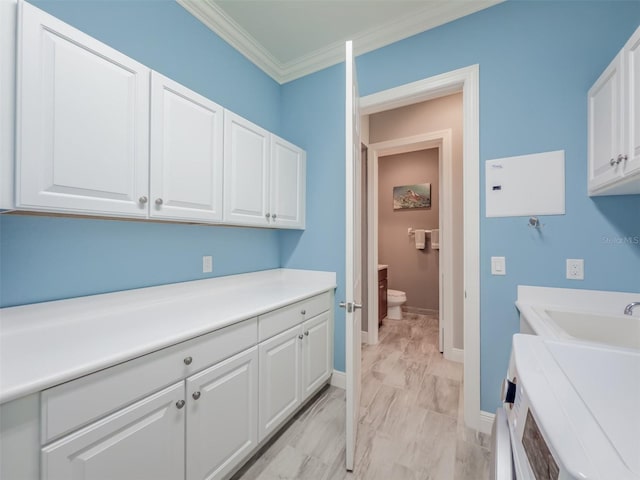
[0,268,337,404]
[378,265,388,271]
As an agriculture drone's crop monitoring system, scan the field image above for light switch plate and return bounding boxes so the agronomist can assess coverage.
[491,256,506,275]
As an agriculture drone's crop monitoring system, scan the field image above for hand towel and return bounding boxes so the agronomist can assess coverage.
[431,229,440,250]
[415,229,426,249]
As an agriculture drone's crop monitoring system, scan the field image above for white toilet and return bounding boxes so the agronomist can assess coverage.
[387,289,407,320]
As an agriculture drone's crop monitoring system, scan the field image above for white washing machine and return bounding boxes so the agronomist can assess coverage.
[491,334,640,479]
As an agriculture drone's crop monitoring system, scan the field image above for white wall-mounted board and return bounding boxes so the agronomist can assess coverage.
[485,150,565,217]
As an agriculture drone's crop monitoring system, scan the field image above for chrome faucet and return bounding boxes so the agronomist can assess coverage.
[624,302,640,315]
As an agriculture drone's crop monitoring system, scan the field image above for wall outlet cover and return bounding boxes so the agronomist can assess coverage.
[203,255,213,273]
[566,259,584,280]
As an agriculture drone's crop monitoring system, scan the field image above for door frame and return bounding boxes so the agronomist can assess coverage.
[359,64,481,431]
[366,130,454,361]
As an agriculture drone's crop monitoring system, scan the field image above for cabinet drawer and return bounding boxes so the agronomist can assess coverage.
[41,318,257,444]
[258,292,330,342]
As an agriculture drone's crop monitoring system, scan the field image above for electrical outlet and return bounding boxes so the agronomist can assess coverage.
[202,255,213,273]
[566,259,584,280]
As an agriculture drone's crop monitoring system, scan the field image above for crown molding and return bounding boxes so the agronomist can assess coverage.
[177,0,504,84]
[177,0,283,80]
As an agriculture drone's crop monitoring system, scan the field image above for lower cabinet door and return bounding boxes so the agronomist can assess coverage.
[186,347,258,480]
[41,382,185,480]
[258,325,302,442]
[302,312,332,399]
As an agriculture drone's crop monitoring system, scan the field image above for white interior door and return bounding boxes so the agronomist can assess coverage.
[344,40,362,472]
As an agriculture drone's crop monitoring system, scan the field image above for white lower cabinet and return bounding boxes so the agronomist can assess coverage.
[258,325,302,442]
[42,382,186,480]
[302,312,332,398]
[14,290,333,480]
[258,311,332,442]
[186,347,258,480]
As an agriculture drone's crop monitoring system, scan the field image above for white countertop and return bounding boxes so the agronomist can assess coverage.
[378,265,388,271]
[0,269,336,404]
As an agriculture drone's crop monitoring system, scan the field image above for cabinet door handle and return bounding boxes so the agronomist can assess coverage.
[265,213,271,219]
[183,356,193,365]
[617,154,628,164]
[304,331,309,336]
[272,214,277,220]
[176,400,185,409]
[298,334,304,340]
[139,196,148,204]
[155,198,163,205]
[301,309,306,315]
[192,391,201,400]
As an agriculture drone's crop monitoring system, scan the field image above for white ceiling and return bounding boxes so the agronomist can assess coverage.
[177,0,503,84]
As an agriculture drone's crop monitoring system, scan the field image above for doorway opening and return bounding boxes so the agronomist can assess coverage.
[357,65,481,431]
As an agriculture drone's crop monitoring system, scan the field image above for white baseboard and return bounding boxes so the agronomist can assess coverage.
[330,370,346,389]
[479,410,495,435]
[449,347,464,363]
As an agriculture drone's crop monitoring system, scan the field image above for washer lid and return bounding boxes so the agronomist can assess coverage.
[546,340,640,476]
[513,335,640,479]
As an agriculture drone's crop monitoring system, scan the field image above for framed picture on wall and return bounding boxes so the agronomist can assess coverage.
[393,183,431,209]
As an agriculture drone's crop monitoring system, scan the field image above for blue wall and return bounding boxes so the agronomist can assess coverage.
[0,0,282,307]
[3,0,639,413]
[279,1,640,411]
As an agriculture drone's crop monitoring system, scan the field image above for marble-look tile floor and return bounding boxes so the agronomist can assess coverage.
[233,312,490,480]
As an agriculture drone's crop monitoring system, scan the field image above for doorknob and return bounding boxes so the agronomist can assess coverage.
[339,301,362,313]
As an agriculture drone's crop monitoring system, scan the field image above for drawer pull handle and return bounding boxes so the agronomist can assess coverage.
[192,391,201,400]
[298,334,304,340]
[176,400,185,409]
[301,309,306,315]
[184,356,193,365]
[304,331,309,336]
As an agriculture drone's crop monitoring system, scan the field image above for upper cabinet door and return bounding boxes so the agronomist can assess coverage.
[622,27,640,178]
[270,135,306,229]
[150,72,223,222]
[588,52,623,194]
[16,2,150,217]
[223,111,270,226]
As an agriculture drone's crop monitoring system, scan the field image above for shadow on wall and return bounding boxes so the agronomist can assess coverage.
[592,196,640,258]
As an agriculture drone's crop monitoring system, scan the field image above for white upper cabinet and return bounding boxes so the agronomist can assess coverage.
[623,27,640,180]
[588,26,640,196]
[271,135,306,229]
[223,110,271,226]
[224,111,306,229]
[150,72,224,222]
[13,2,306,227]
[0,0,16,211]
[16,2,150,216]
